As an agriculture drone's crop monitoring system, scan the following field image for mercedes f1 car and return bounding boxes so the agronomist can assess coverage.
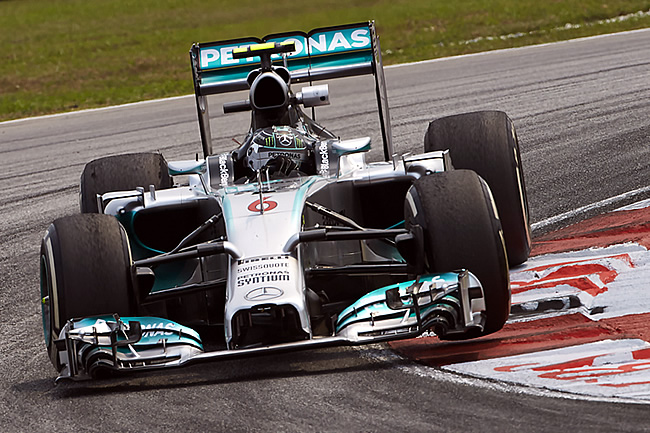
[39,22,531,381]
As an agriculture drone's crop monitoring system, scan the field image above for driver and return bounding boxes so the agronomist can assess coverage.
[235,126,316,179]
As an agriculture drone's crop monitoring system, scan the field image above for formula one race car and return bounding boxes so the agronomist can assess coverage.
[39,22,531,381]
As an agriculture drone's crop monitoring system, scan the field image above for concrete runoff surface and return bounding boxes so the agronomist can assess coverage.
[391,203,650,402]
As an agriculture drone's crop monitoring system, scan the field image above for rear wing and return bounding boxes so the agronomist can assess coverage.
[189,21,393,160]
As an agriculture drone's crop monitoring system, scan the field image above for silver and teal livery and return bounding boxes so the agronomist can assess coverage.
[41,21,524,382]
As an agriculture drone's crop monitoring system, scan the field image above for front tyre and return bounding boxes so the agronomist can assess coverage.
[40,214,135,371]
[425,111,530,266]
[404,170,510,337]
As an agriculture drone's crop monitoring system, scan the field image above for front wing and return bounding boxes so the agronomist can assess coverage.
[54,271,485,381]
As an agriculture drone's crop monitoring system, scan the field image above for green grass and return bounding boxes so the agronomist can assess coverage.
[1,0,648,121]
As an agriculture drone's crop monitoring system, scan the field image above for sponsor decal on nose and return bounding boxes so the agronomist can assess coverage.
[245,286,284,301]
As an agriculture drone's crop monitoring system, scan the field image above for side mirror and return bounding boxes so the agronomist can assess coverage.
[167,160,206,175]
[332,137,371,155]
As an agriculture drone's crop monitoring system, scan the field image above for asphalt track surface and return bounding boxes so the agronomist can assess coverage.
[1,29,649,432]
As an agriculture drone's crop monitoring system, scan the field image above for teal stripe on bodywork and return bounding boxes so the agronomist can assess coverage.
[117,211,166,258]
[291,177,317,227]
[116,212,203,292]
[219,190,235,238]
[386,220,405,230]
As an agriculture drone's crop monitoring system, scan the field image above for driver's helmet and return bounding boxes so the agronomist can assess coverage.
[243,126,315,172]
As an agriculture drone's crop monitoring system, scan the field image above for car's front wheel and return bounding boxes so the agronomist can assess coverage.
[40,214,136,371]
[404,170,510,338]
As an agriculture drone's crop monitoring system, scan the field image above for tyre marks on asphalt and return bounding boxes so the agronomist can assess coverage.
[390,204,650,402]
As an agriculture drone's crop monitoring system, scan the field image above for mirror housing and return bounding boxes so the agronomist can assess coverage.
[296,85,330,108]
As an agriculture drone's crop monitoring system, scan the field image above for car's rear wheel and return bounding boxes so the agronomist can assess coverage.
[424,110,530,266]
[404,170,510,337]
[80,152,172,213]
[40,214,135,371]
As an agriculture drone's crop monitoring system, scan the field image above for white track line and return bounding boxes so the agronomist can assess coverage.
[531,185,650,231]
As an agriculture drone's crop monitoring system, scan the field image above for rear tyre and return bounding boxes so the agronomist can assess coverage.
[40,214,135,371]
[404,170,510,338]
[424,110,530,266]
[80,152,172,213]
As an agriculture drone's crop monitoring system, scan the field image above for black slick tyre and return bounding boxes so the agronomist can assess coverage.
[404,170,510,337]
[424,110,530,266]
[80,152,172,213]
[40,213,135,371]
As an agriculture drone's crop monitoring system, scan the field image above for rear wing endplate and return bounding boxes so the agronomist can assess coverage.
[190,21,393,160]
